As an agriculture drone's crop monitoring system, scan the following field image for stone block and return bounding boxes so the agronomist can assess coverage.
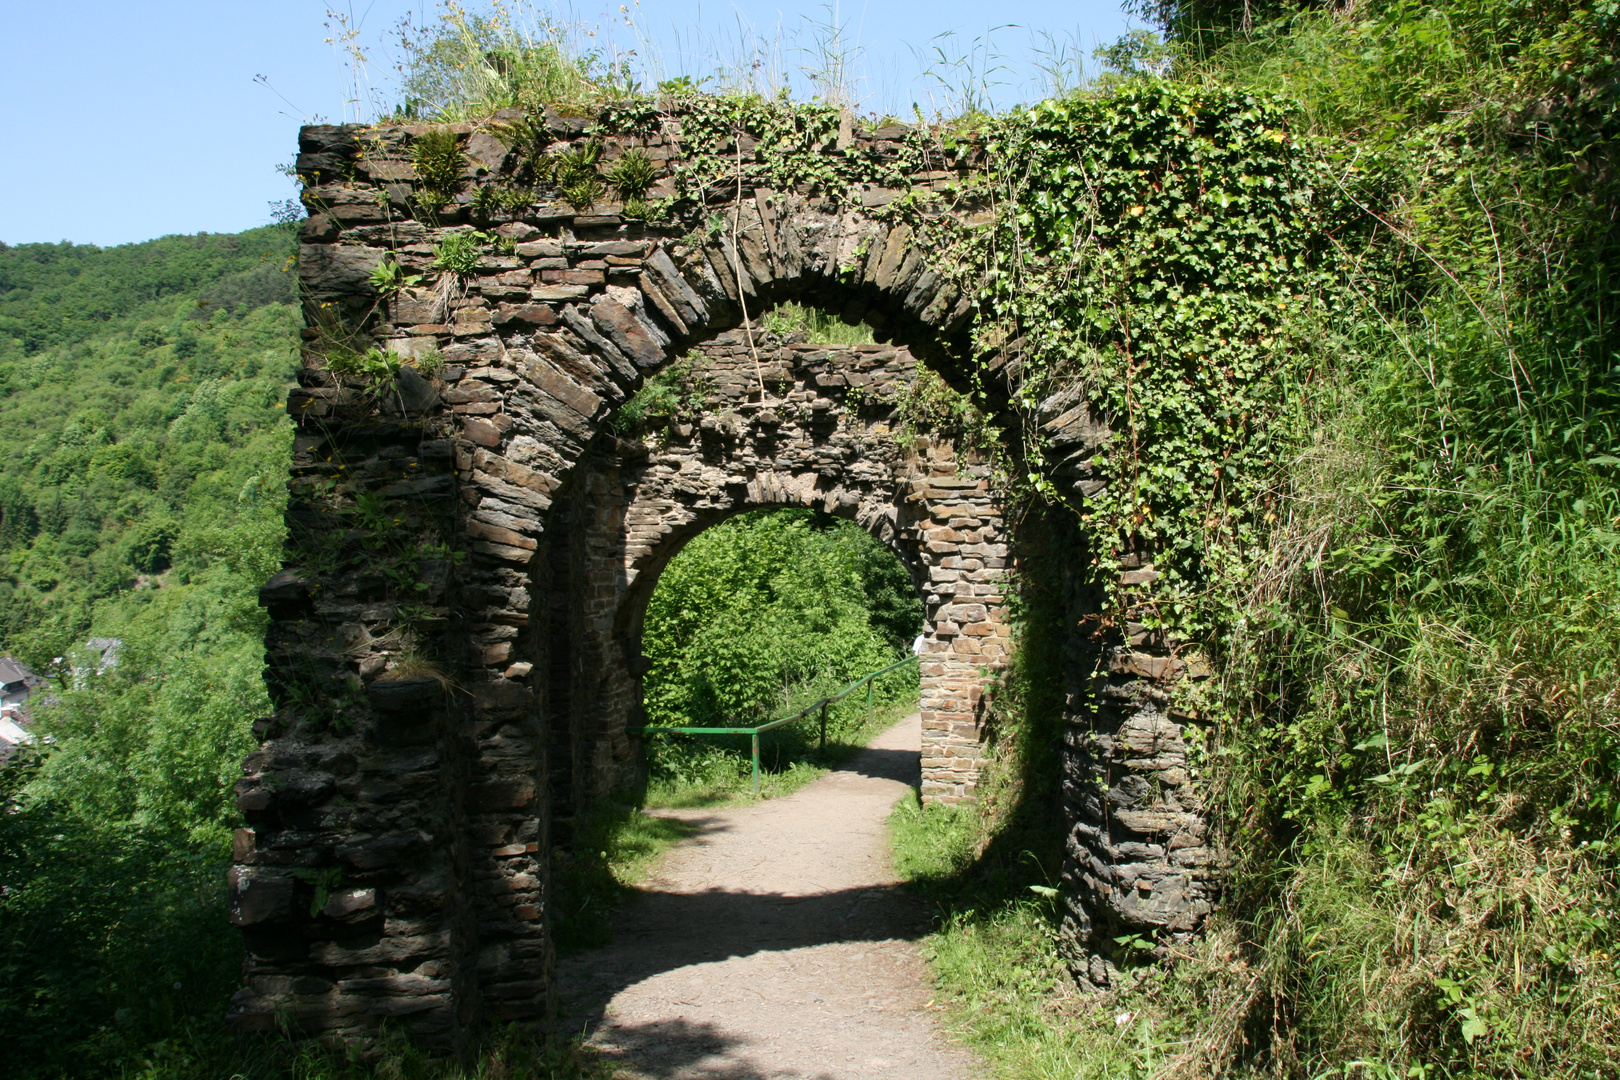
[229,868,296,926]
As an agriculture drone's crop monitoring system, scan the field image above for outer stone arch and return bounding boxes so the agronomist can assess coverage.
[233,111,1216,1050]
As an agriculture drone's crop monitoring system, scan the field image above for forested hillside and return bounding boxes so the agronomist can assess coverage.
[0,228,299,1076]
[0,228,297,665]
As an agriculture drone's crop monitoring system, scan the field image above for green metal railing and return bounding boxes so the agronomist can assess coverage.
[628,653,920,795]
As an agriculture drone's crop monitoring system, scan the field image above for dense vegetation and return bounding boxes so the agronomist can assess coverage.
[894,0,1620,1077]
[639,508,922,797]
[0,228,297,665]
[0,229,299,1078]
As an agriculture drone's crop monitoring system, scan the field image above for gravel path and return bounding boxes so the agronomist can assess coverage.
[554,714,977,1080]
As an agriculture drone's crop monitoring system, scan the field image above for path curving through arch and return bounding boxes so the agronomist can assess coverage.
[554,715,978,1080]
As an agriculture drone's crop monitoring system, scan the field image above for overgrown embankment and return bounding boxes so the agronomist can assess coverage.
[898,0,1620,1076]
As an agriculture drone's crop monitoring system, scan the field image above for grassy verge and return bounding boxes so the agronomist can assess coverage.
[889,792,1093,1080]
[891,791,1243,1079]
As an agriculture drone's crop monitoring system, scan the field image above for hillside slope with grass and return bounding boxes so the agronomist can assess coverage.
[895,1,1620,1077]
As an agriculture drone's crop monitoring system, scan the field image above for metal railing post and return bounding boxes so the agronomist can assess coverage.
[867,678,873,724]
[819,701,827,753]
[752,731,761,795]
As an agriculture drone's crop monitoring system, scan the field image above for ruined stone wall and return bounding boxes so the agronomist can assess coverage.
[230,105,1216,1044]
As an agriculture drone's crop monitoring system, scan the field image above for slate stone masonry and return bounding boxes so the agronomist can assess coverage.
[230,105,1219,1045]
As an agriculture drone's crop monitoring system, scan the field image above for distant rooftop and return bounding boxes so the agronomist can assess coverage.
[0,656,40,689]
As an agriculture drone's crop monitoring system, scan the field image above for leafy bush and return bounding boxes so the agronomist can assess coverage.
[430,230,489,275]
[392,2,637,121]
[410,127,466,211]
[642,509,920,730]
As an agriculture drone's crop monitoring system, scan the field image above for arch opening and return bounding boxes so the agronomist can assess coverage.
[635,506,924,803]
[522,301,1012,835]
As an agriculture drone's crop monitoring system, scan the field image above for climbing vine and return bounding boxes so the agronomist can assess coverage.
[971,84,1344,642]
[594,86,1346,650]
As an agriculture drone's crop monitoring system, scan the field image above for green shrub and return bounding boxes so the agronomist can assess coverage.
[429,230,489,275]
[393,3,636,121]
[410,128,466,210]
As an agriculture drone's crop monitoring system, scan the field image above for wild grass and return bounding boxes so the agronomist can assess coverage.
[761,302,875,346]
[392,2,636,120]
[323,0,1159,125]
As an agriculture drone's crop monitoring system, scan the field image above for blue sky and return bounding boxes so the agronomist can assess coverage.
[0,1,1134,248]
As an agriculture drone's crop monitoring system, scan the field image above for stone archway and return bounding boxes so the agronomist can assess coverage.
[230,111,1214,1047]
[533,325,1009,824]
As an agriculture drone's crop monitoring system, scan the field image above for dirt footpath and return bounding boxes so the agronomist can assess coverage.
[554,714,978,1080]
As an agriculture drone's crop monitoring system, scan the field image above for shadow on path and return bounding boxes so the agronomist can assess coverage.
[553,716,972,1080]
[556,880,932,1035]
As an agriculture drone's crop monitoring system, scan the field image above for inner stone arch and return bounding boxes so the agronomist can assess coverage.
[525,320,1011,843]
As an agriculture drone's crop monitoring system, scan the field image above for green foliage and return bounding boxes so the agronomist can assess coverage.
[603,147,657,202]
[410,128,466,211]
[976,80,1338,636]
[901,1,1620,1077]
[638,508,922,801]
[658,95,941,204]
[559,175,605,211]
[429,229,489,275]
[0,758,243,1080]
[0,229,295,1078]
[487,117,552,183]
[368,259,421,296]
[1175,1,1620,1073]
[608,358,704,434]
[761,302,875,345]
[552,142,605,210]
[642,509,920,731]
[0,229,294,362]
[892,365,992,453]
[324,345,405,390]
[0,228,296,667]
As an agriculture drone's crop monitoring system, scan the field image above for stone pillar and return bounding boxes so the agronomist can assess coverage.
[907,454,1011,803]
[229,417,484,1045]
[1057,548,1222,989]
